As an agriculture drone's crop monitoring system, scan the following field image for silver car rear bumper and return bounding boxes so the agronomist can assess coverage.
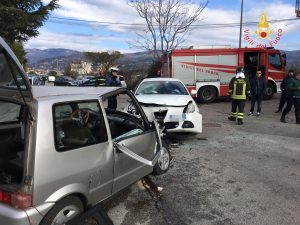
[0,202,54,225]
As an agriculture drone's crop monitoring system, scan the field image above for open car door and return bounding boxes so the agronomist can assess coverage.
[102,88,162,194]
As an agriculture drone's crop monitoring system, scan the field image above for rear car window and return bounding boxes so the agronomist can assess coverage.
[0,101,22,124]
[0,50,27,90]
[53,100,108,151]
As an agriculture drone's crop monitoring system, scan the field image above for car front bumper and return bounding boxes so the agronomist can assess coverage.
[163,111,202,133]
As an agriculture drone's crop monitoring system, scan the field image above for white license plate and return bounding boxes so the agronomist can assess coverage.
[169,113,186,121]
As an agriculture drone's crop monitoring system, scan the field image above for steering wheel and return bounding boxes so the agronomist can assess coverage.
[70,109,90,125]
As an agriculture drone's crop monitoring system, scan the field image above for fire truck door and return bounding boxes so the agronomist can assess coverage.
[244,52,260,80]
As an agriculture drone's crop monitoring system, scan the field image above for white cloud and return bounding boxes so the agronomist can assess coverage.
[28,1,300,51]
[24,31,134,52]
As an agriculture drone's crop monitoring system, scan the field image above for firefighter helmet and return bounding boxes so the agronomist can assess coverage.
[236,72,245,79]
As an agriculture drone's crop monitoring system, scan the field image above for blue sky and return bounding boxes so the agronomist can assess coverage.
[25,0,300,52]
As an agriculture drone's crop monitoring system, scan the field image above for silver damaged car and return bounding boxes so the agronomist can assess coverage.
[0,36,170,225]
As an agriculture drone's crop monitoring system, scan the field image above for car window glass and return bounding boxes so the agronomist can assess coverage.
[53,100,108,151]
[136,81,188,95]
[0,51,27,90]
[103,92,145,141]
[0,101,22,123]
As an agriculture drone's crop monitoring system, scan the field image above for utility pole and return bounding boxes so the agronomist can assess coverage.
[238,0,244,68]
[167,49,171,77]
[239,0,244,48]
[296,0,300,17]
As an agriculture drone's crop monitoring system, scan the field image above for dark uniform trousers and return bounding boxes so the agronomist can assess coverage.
[230,100,246,121]
[278,90,287,111]
[281,97,300,123]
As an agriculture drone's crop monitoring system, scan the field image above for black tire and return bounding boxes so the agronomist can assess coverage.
[152,142,170,175]
[197,86,217,103]
[67,204,114,225]
[39,196,84,225]
[264,82,275,100]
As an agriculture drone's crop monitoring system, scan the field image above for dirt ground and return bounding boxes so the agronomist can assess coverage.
[107,94,300,225]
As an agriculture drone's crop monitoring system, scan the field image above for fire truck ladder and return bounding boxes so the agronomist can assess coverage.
[296,0,300,17]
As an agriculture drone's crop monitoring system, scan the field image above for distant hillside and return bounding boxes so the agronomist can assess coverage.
[26,49,155,72]
[26,49,86,71]
[284,50,300,70]
[26,48,300,72]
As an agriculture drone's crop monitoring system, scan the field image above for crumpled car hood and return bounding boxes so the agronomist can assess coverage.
[135,94,191,106]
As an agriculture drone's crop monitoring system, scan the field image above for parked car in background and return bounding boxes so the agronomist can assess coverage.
[0,36,170,225]
[82,75,95,83]
[132,77,202,133]
[118,75,127,88]
[79,77,102,87]
[48,75,55,82]
[54,75,77,86]
[27,75,44,85]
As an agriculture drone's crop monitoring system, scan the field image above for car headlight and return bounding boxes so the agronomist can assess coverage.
[183,102,195,113]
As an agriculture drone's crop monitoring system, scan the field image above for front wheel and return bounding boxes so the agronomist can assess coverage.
[152,142,170,175]
[39,196,84,225]
[197,86,217,103]
[264,82,275,100]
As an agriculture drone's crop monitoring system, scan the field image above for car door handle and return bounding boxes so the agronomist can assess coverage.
[114,142,161,167]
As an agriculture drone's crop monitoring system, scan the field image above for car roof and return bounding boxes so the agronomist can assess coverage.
[32,86,121,99]
[142,77,181,82]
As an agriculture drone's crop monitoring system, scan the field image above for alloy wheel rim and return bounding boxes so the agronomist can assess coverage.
[51,204,82,225]
[158,147,170,170]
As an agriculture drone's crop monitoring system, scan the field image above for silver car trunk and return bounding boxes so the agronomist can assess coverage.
[0,37,33,191]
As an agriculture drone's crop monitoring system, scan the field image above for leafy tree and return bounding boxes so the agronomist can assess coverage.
[48,70,57,77]
[10,41,27,66]
[128,0,208,58]
[147,59,162,78]
[0,0,59,44]
[85,51,123,71]
[64,65,79,78]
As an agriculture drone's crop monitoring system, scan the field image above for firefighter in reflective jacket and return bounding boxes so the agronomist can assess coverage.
[227,71,251,125]
[98,69,106,86]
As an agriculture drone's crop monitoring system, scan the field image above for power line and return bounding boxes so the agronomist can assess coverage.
[49,16,300,29]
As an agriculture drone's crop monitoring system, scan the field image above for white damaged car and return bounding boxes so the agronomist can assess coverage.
[132,78,202,133]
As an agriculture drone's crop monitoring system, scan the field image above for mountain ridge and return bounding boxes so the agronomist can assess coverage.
[25,48,300,72]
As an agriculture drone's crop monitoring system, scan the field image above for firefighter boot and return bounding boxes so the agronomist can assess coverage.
[237,118,243,125]
[228,116,236,121]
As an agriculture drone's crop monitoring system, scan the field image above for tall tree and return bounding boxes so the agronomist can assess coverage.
[10,41,28,66]
[129,0,208,58]
[0,0,59,44]
[85,51,123,71]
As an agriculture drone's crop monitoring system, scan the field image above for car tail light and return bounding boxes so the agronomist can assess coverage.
[0,190,32,209]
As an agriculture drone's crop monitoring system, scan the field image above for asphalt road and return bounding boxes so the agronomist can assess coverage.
[107,94,300,225]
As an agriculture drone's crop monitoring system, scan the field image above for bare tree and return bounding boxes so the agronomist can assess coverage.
[129,0,208,57]
[84,51,123,71]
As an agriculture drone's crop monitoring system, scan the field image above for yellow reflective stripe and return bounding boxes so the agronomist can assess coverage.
[237,113,244,119]
[231,95,246,100]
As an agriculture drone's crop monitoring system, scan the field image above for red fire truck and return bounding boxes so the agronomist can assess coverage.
[161,47,286,103]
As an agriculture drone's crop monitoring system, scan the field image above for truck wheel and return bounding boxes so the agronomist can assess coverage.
[39,196,84,225]
[197,86,217,103]
[264,82,275,100]
[152,142,170,175]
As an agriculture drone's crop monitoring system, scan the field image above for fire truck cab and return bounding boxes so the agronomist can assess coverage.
[161,47,286,103]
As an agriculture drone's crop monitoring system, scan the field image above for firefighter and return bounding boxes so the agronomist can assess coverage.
[227,70,251,125]
[98,69,106,86]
